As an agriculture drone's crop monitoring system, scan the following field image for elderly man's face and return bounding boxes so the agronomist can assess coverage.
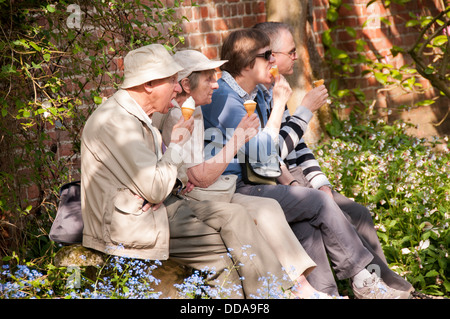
[149,74,182,114]
[273,29,297,75]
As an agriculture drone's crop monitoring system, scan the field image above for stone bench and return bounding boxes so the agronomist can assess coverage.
[54,244,192,298]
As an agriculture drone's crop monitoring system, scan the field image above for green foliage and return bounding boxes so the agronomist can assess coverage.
[316,112,450,296]
[1,253,164,299]
[322,0,449,110]
[0,0,189,258]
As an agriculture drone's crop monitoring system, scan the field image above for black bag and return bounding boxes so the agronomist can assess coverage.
[49,181,83,244]
[240,101,281,185]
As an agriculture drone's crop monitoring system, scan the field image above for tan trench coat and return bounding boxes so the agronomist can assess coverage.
[80,89,186,260]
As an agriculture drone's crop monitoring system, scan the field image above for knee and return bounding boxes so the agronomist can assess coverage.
[252,197,284,218]
[313,189,337,208]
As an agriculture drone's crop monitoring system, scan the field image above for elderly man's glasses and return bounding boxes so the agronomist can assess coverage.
[274,48,297,59]
[255,50,273,61]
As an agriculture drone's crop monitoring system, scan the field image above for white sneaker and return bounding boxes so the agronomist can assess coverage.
[352,274,412,299]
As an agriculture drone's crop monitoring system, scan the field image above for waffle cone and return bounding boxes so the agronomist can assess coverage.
[181,107,194,120]
[269,65,279,78]
[243,101,257,116]
[313,79,324,87]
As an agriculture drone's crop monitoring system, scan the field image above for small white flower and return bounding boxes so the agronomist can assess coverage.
[417,239,430,251]
[401,248,411,255]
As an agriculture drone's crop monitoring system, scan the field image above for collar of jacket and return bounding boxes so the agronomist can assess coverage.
[113,89,162,160]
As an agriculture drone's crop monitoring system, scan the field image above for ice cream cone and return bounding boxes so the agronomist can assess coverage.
[312,79,330,123]
[181,108,194,120]
[269,65,279,78]
[243,100,257,116]
[181,96,196,120]
[313,79,324,87]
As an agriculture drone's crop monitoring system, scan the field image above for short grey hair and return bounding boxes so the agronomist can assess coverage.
[253,22,294,51]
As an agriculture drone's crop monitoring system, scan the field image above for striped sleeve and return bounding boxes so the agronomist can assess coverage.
[278,107,311,159]
[279,107,332,189]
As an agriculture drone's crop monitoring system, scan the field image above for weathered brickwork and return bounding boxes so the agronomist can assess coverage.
[20,0,448,205]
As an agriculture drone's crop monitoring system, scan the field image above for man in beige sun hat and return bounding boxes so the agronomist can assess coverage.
[81,44,295,298]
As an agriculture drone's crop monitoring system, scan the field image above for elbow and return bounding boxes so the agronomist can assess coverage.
[196,179,212,189]
[191,175,212,189]
[187,169,213,189]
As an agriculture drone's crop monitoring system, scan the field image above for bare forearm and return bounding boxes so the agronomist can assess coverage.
[265,101,285,132]
[187,134,244,188]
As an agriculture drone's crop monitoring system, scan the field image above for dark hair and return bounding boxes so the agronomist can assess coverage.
[253,22,293,51]
[220,29,270,77]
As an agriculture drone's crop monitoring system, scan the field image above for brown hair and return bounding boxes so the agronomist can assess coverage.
[220,29,270,77]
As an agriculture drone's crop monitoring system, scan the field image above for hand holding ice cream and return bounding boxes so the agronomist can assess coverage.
[297,79,329,113]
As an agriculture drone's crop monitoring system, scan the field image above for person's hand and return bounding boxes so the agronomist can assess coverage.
[233,113,259,145]
[181,181,196,195]
[272,75,292,111]
[170,116,194,146]
[299,85,329,113]
[319,185,333,199]
[135,195,163,212]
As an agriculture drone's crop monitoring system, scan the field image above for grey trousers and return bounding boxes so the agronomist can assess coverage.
[288,166,413,294]
[164,195,293,299]
[235,179,374,296]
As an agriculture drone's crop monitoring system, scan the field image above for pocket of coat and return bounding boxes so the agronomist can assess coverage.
[110,189,158,249]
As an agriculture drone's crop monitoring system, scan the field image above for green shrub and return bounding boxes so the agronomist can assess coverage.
[316,112,450,296]
[0,0,190,259]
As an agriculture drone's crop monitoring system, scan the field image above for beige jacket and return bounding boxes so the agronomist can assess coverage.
[81,89,186,260]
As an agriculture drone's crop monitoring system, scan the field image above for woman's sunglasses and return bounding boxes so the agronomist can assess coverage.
[255,50,273,61]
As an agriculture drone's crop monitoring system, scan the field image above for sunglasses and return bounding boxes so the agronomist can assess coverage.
[255,50,273,61]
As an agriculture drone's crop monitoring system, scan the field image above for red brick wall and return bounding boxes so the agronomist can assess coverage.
[173,0,445,110]
[308,0,446,111]
[173,0,267,58]
[17,0,448,206]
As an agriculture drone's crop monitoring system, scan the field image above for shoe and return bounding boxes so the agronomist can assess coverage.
[352,274,412,299]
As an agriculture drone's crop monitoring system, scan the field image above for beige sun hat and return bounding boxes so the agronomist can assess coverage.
[173,50,228,81]
[121,44,184,89]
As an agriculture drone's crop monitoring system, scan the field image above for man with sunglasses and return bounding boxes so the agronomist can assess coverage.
[252,22,414,298]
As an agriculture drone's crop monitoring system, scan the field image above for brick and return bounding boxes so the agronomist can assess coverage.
[256,14,266,24]
[200,6,209,19]
[192,6,201,20]
[206,33,221,46]
[243,15,258,28]
[213,19,228,31]
[199,19,214,33]
[58,143,74,158]
[183,21,199,33]
[188,34,205,49]
[201,46,219,60]
[26,184,40,201]
[245,2,252,15]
